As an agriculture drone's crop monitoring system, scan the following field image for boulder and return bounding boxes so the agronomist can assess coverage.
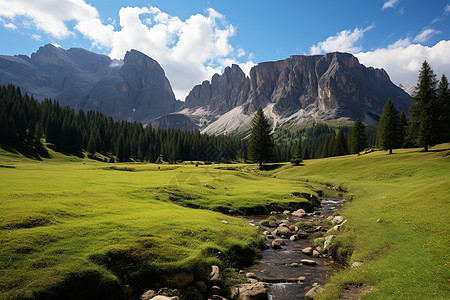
[141,290,157,300]
[292,209,307,217]
[162,271,194,289]
[276,226,293,236]
[305,285,323,299]
[301,247,313,255]
[210,265,224,285]
[272,239,285,249]
[301,259,317,266]
[183,286,204,300]
[331,216,344,225]
[312,250,320,258]
[194,281,208,294]
[232,282,267,300]
[324,235,336,250]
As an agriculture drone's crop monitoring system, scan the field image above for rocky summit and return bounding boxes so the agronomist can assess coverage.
[0,44,181,123]
[154,52,412,134]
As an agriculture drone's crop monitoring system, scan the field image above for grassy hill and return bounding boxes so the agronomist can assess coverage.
[272,144,450,299]
[0,148,319,299]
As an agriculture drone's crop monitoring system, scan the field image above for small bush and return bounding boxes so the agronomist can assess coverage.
[290,158,302,166]
[327,236,354,266]
[260,215,278,226]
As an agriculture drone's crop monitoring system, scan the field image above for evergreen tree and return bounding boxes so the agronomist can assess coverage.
[248,107,274,166]
[290,142,303,165]
[410,61,438,151]
[435,74,450,143]
[377,99,400,154]
[333,130,348,156]
[349,119,367,154]
[87,133,96,155]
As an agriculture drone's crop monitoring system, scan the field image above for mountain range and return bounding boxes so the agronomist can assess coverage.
[0,44,412,134]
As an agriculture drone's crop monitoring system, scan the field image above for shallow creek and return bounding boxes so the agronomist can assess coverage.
[244,198,346,299]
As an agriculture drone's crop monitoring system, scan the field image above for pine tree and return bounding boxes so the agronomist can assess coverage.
[377,99,400,154]
[435,74,450,143]
[248,107,274,166]
[87,133,96,155]
[410,61,438,151]
[349,119,367,154]
[290,142,303,165]
[333,130,348,156]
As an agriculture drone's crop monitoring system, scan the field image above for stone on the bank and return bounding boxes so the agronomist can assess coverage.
[302,247,313,255]
[210,265,224,285]
[231,282,267,300]
[272,239,285,249]
[162,271,194,289]
[331,216,344,225]
[141,290,156,300]
[312,250,320,258]
[194,281,208,294]
[305,285,323,299]
[267,220,279,228]
[245,272,257,279]
[324,235,336,250]
[351,261,363,268]
[283,210,291,215]
[210,286,222,294]
[292,209,307,218]
[183,286,204,300]
[301,259,317,265]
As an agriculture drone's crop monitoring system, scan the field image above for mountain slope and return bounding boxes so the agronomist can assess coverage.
[153,52,412,134]
[0,44,181,123]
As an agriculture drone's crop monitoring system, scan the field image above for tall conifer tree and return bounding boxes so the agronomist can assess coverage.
[377,99,400,154]
[248,107,274,166]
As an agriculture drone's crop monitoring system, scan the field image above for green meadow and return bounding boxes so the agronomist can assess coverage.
[0,148,318,299]
[1,144,449,299]
[273,144,450,299]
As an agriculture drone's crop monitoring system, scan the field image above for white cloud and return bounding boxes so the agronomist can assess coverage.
[446,4,450,14]
[0,0,99,38]
[3,22,17,30]
[75,5,251,100]
[382,0,399,10]
[413,28,441,43]
[355,40,450,88]
[310,26,374,55]
[31,33,42,41]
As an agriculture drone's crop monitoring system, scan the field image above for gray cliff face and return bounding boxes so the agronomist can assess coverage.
[181,52,411,131]
[0,44,181,123]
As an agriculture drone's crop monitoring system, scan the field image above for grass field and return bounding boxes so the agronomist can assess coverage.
[0,148,319,299]
[273,144,450,299]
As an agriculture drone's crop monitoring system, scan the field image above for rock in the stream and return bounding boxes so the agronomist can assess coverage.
[231,282,267,300]
[150,296,179,300]
[305,284,323,299]
[292,209,307,217]
[276,226,293,236]
[312,250,320,258]
[297,230,309,239]
[272,239,285,249]
[210,265,224,285]
[301,247,313,255]
[301,259,317,266]
[297,276,306,285]
[141,290,157,300]
[267,220,279,228]
[289,235,298,241]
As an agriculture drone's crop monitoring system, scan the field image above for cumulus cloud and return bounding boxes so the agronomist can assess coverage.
[413,28,441,43]
[382,0,399,10]
[0,0,253,100]
[0,0,99,39]
[310,26,374,55]
[75,5,253,100]
[355,40,450,88]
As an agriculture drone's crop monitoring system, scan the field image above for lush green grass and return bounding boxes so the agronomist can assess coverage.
[273,144,450,299]
[0,148,318,299]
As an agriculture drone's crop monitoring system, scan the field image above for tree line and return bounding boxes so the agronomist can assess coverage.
[0,84,245,163]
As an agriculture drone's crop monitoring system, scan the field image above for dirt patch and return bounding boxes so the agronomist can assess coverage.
[341,283,375,299]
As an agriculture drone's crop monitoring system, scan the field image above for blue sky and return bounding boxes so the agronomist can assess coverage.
[1,0,449,100]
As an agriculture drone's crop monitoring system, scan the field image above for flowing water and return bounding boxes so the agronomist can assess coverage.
[245,198,346,300]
